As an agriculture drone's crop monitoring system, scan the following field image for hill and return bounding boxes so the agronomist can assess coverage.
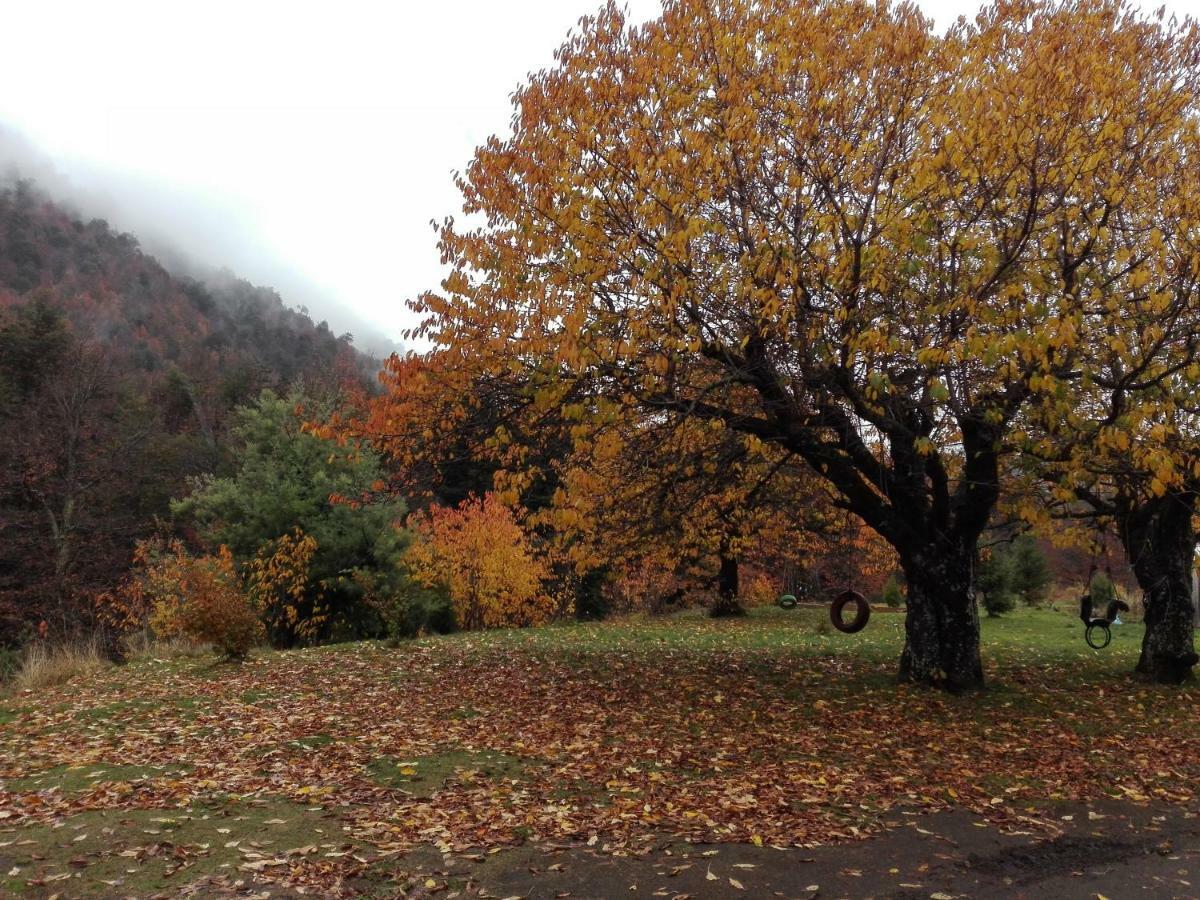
[0,177,380,642]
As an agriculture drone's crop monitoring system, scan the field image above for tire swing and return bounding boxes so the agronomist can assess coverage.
[830,589,871,633]
[777,593,798,609]
[827,520,873,633]
[1079,559,1130,651]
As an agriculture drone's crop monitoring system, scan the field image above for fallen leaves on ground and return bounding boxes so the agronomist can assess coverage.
[0,608,1196,895]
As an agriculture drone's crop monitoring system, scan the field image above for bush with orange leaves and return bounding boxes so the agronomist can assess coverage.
[129,539,263,660]
[406,493,553,630]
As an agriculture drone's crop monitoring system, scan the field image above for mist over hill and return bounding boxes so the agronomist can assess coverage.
[0,125,403,358]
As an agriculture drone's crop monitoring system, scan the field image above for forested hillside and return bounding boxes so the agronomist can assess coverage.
[0,178,376,644]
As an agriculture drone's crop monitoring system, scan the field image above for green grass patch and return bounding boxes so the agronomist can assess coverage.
[419,602,1143,674]
[286,733,335,751]
[367,749,526,798]
[72,695,206,729]
[0,797,343,897]
[3,762,191,793]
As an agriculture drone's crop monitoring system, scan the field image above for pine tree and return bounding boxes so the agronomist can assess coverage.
[1010,536,1051,606]
[976,551,1016,618]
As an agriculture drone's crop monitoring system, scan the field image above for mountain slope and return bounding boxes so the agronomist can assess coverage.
[0,177,381,643]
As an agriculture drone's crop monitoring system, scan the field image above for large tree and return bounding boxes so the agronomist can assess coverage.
[1011,102,1200,683]
[409,0,1198,689]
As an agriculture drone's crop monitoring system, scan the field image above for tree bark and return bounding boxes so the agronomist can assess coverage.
[898,546,984,692]
[710,552,745,618]
[1119,491,1198,684]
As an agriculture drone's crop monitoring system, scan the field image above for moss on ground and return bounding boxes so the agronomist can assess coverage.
[367,748,525,798]
[0,797,343,897]
[2,762,191,793]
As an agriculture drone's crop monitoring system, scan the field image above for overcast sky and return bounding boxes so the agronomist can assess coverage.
[1,0,1195,351]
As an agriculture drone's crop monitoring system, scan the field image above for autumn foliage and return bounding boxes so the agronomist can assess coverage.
[246,529,327,647]
[393,0,1200,688]
[0,180,372,645]
[406,494,553,630]
[129,540,263,660]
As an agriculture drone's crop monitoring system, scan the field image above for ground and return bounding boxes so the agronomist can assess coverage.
[1,605,1198,898]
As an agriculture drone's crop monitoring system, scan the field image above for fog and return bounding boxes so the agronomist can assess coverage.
[0,125,405,357]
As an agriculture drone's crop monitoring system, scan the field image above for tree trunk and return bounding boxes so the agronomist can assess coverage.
[1121,492,1198,685]
[898,547,984,692]
[710,553,745,618]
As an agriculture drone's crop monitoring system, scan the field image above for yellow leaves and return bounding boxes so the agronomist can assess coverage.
[407,493,553,630]
[134,540,262,658]
[1098,426,1131,453]
[364,0,1200,560]
[248,529,325,644]
[916,347,951,368]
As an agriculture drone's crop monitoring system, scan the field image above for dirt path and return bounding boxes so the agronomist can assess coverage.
[402,800,1200,899]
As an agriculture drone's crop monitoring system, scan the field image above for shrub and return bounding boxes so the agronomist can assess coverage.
[174,548,262,659]
[741,573,779,608]
[1089,570,1117,607]
[976,549,1017,617]
[881,574,905,608]
[1010,535,1051,606]
[246,529,327,647]
[134,540,263,660]
[406,493,553,630]
[363,574,455,641]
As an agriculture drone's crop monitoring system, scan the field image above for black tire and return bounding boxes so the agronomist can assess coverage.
[830,590,871,633]
[778,594,798,609]
[1086,622,1112,650]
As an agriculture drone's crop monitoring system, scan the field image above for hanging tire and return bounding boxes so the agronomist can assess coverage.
[830,590,871,633]
[1086,622,1112,650]
[778,594,798,609]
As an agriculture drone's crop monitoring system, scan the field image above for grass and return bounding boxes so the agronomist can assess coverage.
[367,749,526,798]
[0,603,1193,896]
[3,762,190,793]
[10,638,110,692]
[121,631,211,663]
[0,796,340,897]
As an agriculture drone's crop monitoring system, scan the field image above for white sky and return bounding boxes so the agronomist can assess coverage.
[1,0,1197,350]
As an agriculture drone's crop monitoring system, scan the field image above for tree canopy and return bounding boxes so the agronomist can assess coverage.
[398,0,1200,688]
